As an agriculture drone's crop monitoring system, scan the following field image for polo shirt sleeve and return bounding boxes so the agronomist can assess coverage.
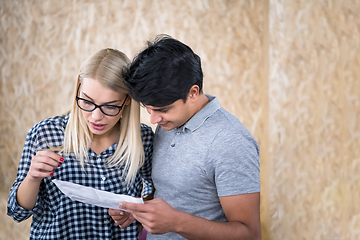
[7,125,43,222]
[207,128,260,197]
[139,125,154,197]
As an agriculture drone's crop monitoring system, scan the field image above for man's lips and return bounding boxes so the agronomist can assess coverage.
[158,122,169,127]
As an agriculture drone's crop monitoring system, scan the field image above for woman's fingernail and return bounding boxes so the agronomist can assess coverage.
[118,203,122,209]
[60,158,64,162]
[58,164,61,167]
[50,172,54,176]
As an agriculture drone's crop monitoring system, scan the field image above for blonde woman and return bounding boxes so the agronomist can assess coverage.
[7,48,154,239]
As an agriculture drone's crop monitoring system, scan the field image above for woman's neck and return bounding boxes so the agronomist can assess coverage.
[91,122,120,155]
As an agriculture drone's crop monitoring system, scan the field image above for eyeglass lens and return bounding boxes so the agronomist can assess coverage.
[77,99,121,116]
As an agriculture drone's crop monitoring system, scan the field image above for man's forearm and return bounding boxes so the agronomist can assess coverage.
[174,211,260,240]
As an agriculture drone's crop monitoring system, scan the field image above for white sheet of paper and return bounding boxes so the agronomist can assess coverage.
[53,179,143,210]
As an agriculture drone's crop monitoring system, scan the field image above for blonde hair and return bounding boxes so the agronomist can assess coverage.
[62,48,144,186]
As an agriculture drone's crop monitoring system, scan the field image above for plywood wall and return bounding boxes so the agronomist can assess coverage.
[268,0,360,239]
[0,0,359,239]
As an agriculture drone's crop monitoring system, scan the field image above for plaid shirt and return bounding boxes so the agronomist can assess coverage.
[7,114,154,239]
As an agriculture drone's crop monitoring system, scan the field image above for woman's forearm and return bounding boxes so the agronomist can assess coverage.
[16,176,41,210]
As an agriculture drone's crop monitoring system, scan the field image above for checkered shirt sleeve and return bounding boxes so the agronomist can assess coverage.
[139,124,154,197]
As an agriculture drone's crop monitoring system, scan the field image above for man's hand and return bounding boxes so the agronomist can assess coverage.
[119,193,261,240]
[108,208,135,229]
[119,198,179,235]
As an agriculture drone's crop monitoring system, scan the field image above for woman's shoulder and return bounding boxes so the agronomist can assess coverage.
[140,123,155,141]
[29,113,69,135]
[140,123,154,133]
[24,114,70,149]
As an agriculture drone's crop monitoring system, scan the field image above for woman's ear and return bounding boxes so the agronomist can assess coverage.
[125,95,131,106]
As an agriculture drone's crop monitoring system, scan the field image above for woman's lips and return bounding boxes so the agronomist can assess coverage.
[91,123,106,131]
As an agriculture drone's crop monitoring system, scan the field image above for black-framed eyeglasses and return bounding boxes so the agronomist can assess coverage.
[75,83,128,117]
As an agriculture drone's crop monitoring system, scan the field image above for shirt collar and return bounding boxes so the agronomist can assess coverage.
[180,94,220,132]
[88,143,118,159]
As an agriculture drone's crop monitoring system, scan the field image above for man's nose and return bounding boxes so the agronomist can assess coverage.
[147,109,162,124]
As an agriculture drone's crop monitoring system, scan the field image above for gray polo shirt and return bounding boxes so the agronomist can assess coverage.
[148,95,260,240]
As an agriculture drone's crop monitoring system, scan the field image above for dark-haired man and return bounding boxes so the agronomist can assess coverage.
[110,35,261,240]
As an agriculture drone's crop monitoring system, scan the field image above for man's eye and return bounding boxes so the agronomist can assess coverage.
[159,109,168,113]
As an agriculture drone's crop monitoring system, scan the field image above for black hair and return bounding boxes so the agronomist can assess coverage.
[122,34,203,107]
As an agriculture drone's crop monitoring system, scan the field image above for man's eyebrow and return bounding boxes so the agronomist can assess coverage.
[82,92,121,105]
[153,106,172,111]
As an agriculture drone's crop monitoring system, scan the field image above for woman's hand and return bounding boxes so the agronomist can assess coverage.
[108,208,135,229]
[16,150,64,210]
[28,150,64,182]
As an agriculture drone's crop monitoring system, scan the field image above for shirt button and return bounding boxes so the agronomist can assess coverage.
[101,176,106,181]
[97,158,101,163]
[171,143,175,147]
[176,132,181,135]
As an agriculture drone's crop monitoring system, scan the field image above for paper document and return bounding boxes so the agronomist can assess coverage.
[53,179,143,210]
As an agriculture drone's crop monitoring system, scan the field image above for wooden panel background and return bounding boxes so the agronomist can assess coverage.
[268,0,360,239]
[0,0,358,239]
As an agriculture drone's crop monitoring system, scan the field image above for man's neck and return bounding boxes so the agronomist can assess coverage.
[194,93,210,114]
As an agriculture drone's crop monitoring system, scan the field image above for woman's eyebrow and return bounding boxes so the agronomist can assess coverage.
[82,92,121,105]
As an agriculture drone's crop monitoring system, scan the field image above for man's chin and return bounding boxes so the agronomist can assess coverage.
[158,123,174,131]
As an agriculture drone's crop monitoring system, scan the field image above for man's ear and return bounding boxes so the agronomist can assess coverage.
[188,85,200,101]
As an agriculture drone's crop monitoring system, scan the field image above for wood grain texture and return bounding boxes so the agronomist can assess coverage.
[268,0,360,239]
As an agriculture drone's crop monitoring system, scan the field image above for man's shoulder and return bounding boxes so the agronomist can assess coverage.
[206,107,258,149]
[203,95,244,130]
[207,107,248,133]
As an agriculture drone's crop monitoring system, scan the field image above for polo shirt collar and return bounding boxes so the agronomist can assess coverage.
[181,94,220,132]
